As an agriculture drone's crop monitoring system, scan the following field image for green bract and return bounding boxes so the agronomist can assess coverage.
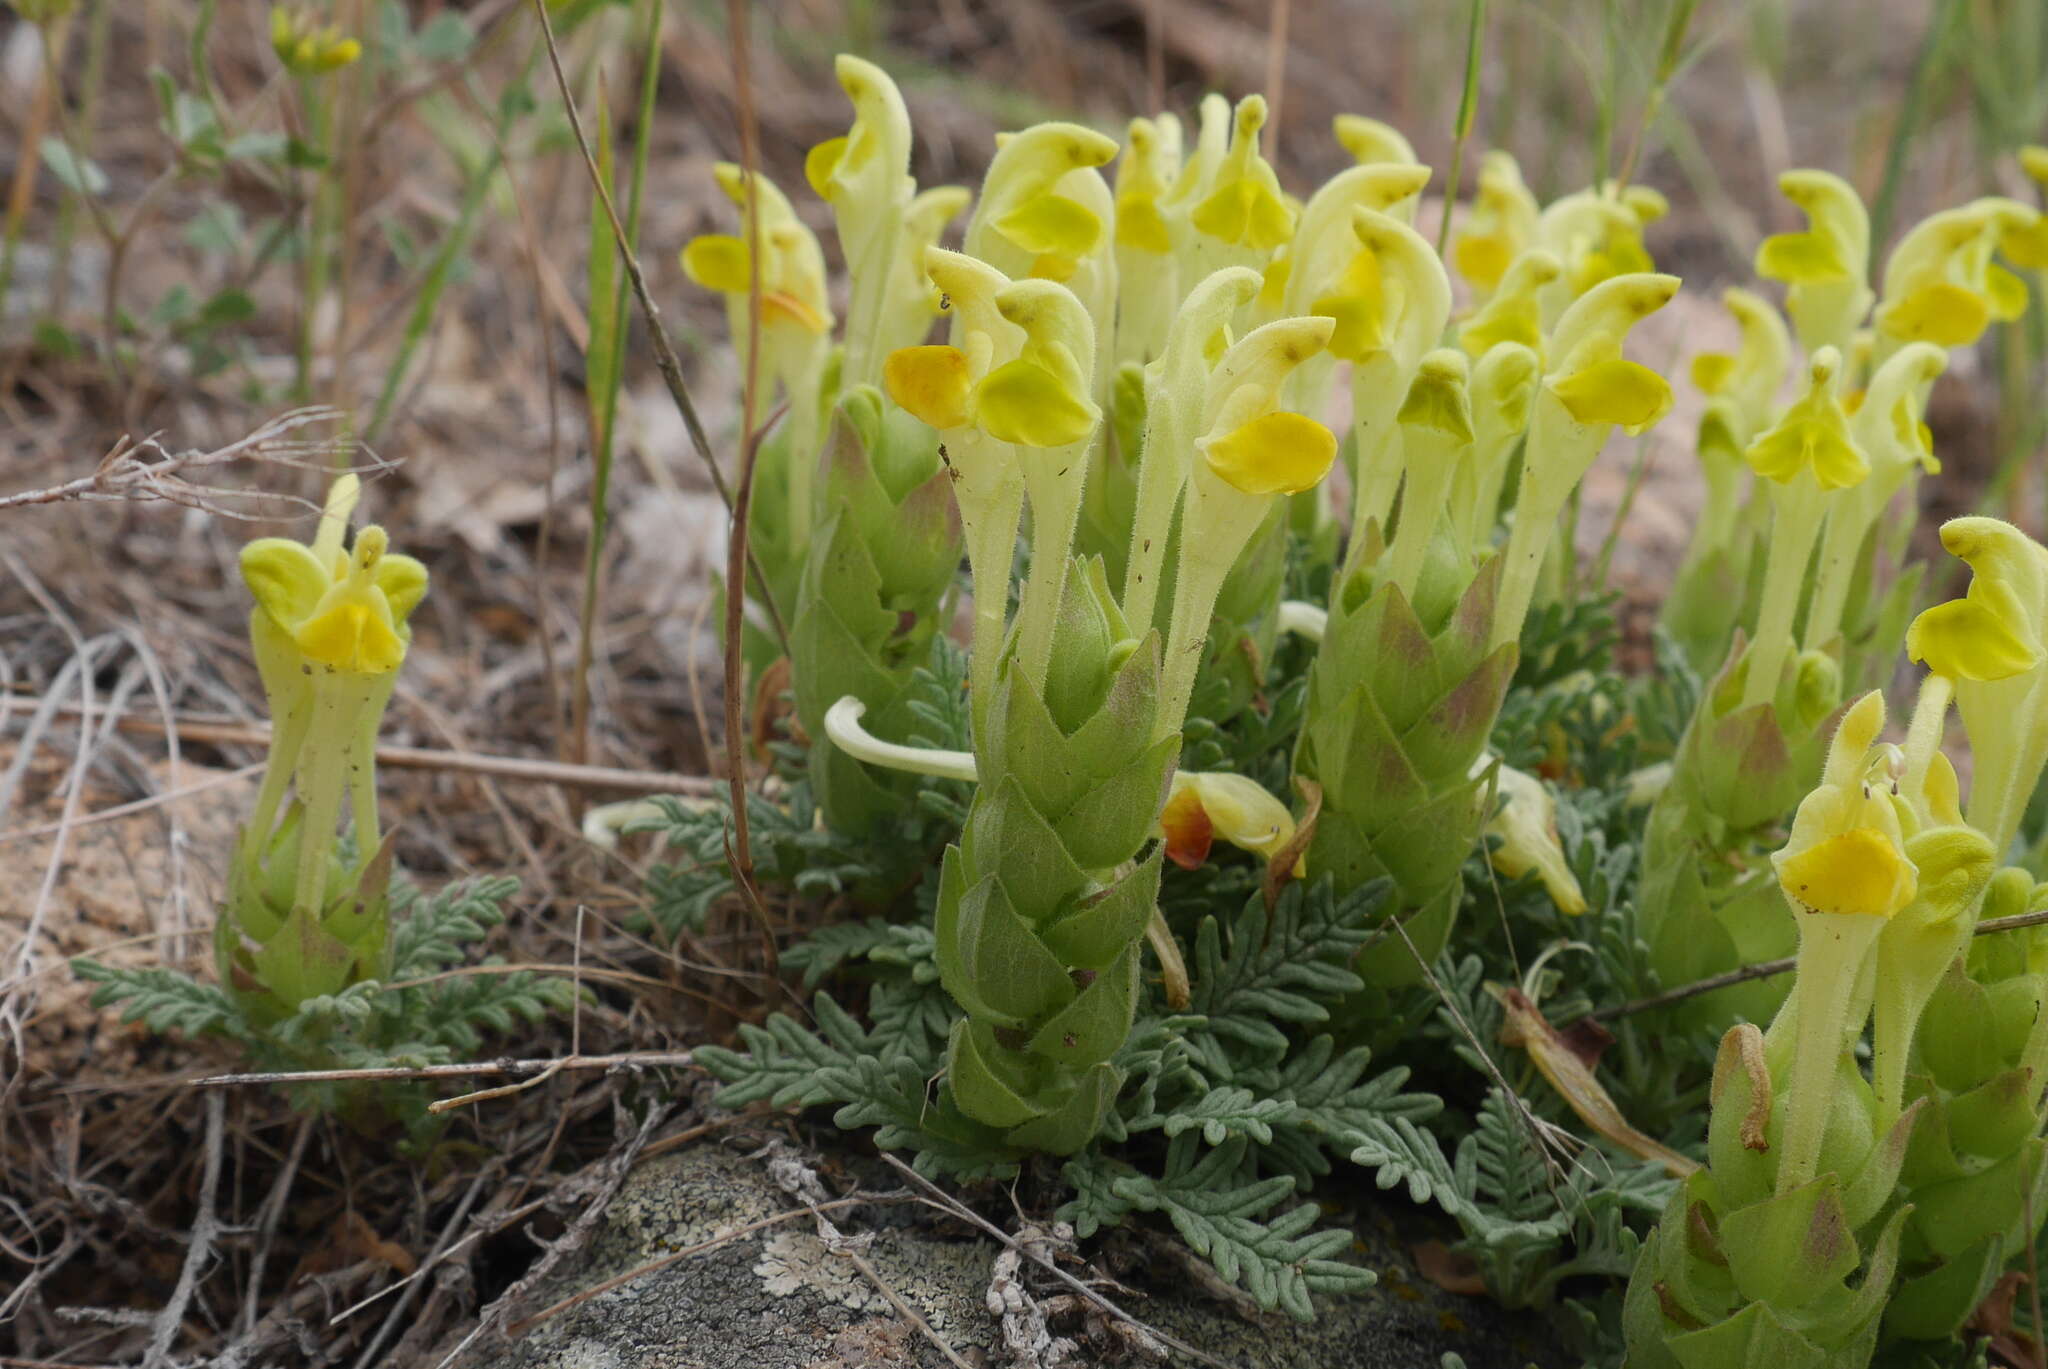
[792,386,963,841]
[936,563,1175,1151]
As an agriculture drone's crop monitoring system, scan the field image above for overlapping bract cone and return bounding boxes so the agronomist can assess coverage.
[936,564,1177,1152]
[790,387,963,840]
[1294,555,1516,987]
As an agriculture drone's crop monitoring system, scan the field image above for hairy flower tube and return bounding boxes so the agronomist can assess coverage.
[1490,272,1678,652]
[222,476,427,1022]
[1159,314,1338,738]
[1382,349,1476,595]
[1112,114,1183,366]
[1755,169,1874,358]
[1802,341,1945,657]
[1735,347,1868,712]
[884,247,1027,716]
[1118,266,1261,634]
[1450,340,1540,553]
[682,164,835,543]
[1325,207,1454,575]
[1661,287,1791,665]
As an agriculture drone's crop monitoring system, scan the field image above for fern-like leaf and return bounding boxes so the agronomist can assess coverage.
[71,960,242,1040]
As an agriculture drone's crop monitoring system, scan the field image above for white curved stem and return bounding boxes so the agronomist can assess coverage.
[582,799,673,851]
[825,696,979,783]
[1277,600,1327,642]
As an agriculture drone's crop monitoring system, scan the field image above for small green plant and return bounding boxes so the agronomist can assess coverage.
[75,475,573,1137]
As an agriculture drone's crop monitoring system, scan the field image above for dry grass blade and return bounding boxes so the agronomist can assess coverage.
[192,1050,695,1089]
[0,701,718,798]
[716,0,781,999]
[524,0,789,653]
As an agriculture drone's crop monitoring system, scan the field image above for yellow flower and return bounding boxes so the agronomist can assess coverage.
[1193,318,1338,497]
[882,271,1100,450]
[241,477,428,677]
[1688,286,1790,439]
[1114,116,1179,255]
[1999,145,2048,270]
[1876,199,2035,348]
[1189,96,1296,254]
[1452,152,1540,298]
[1772,691,1917,920]
[1201,411,1338,495]
[968,122,1119,283]
[1485,762,1587,916]
[680,164,833,338]
[1541,271,1678,438]
[1755,170,1869,291]
[1159,771,1302,872]
[1458,249,1560,358]
[1743,348,1867,491]
[269,6,361,74]
[1332,113,1417,168]
[1908,517,2048,683]
[1535,185,1660,319]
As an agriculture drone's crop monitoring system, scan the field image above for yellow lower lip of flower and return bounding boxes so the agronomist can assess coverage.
[884,345,973,431]
[1907,586,2043,682]
[1547,358,1672,435]
[1452,234,1512,292]
[1201,411,1337,496]
[1755,229,1853,285]
[973,359,1097,448]
[297,600,405,675]
[1879,281,1991,347]
[1777,827,1917,918]
[805,136,849,199]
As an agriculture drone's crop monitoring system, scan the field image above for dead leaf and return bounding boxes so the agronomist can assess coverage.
[1411,1240,1487,1297]
[1490,984,1699,1178]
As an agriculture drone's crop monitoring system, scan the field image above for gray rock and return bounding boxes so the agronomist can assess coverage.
[487,1141,1560,1369]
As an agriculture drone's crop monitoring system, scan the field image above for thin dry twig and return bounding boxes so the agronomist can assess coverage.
[192,1050,695,1090]
[503,1194,909,1336]
[717,0,781,996]
[0,408,362,514]
[142,1090,225,1368]
[1591,905,2048,1022]
[0,700,718,796]
[879,1155,1232,1369]
[432,1100,671,1368]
